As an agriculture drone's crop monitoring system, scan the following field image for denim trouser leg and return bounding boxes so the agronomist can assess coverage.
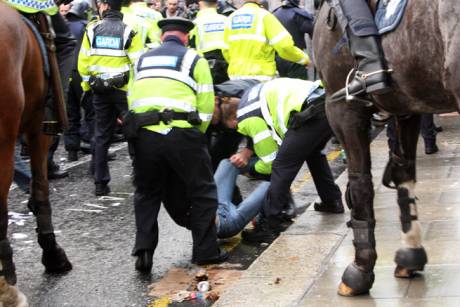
[235,181,270,227]
[214,159,240,204]
[14,151,31,193]
[214,159,270,238]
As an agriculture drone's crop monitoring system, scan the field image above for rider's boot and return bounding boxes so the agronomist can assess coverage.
[331,30,392,102]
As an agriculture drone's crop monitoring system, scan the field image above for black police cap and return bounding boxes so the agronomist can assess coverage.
[100,0,123,10]
[200,0,217,3]
[158,17,195,34]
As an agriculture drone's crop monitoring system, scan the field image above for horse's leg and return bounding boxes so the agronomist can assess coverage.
[383,115,428,278]
[26,129,72,273]
[327,102,376,296]
[0,103,28,306]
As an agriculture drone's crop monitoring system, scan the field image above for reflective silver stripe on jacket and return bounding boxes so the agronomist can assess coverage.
[131,97,196,112]
[134,49,200,91]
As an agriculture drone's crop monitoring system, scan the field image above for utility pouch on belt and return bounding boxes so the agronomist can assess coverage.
[89,73,128,93]
[288,96,326,130]
[122,110,202,139]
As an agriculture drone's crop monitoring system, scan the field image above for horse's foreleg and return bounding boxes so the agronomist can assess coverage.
[0,114,28,306]
[327,102,376,296]
[384,115,427,278]
[26,131,72,273]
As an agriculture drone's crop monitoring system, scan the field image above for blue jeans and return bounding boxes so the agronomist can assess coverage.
[14,150,31,193]
[214,159,270,238]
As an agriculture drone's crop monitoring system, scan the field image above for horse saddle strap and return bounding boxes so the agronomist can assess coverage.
[36,13,69,130]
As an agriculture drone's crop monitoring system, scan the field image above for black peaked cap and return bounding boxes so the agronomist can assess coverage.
[158,17,195,34]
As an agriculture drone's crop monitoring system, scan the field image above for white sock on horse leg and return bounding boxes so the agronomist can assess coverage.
[398,181,423,249]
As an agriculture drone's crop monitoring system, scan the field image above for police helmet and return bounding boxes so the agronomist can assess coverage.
[217,0,236,16]
[68,0,91,19]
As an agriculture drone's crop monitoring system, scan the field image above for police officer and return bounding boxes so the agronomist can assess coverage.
[78,0,144,196]
[128,0,163,48]
[223,0,310,81]
[122,0,162,49]
[218,78,344,242]
[126,17,228,272]
[65,0,94,162]
[327,0,392,101]
[273,0,314,80]
[190,0,229,84]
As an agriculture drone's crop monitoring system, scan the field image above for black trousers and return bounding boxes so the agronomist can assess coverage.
[386,114,437,151]
[265,116,342,222]
[91,90,127,184]
[275,56,309,80]
[132,128,220,261]
[206,125,243,171]
[204,50,229,85]
[64,70,95,151]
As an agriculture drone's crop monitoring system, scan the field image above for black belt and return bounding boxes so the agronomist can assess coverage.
[122,109,202,139]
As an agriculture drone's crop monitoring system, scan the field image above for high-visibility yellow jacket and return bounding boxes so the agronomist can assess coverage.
[223,2,309,81]
[77,11,144,92]
[6,0,58,15]
[190,8,228,55]
[128,36,214,134]
[123,3,162,48]
[237,78,323,174]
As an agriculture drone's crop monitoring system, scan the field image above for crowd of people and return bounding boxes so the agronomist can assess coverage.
[8,0,440,272]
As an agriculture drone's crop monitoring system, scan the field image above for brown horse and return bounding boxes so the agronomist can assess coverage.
[0,2,72,306]
[313,0,460,297]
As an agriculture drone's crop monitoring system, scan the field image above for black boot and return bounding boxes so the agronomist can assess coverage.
[48,161,69,180]
[135,250,154,273]
[95,183,110,196]
[67,150,78,162]
[331,31,391,102]
[192,248,229,265]
[242,218,281,243]
[314,199,345,214]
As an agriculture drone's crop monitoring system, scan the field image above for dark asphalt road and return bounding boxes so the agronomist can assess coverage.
[7,133,354,306]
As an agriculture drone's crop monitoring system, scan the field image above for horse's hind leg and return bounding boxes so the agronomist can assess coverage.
[383,115,427,278]
[26,130,72,273]
[327,102,377,296]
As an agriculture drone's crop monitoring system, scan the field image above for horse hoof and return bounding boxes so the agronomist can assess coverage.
[339,263,374,296]
[338,282,359,296]
[17,289,29,307]
[394,247,427,278]
[42,246,72,273]
[394,265,417,278]
[0,279,27,307]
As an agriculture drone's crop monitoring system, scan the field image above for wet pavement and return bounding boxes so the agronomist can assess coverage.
[7,129,351,306]
[216,115,460,307]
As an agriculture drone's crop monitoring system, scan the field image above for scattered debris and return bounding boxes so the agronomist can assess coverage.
[98,196,125,201]
[148,267,242,304]
[12,233,28,240]
[195,268,208,281]
[197,281,210,292]
[66,208,103,213]
[84,203,108,209]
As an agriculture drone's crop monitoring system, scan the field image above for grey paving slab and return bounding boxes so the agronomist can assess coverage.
[301,297,460,307]
[407,265,460,298]
[216,234,343,306]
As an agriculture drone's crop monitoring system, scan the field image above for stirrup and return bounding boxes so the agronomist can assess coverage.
[344,69,374,106]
